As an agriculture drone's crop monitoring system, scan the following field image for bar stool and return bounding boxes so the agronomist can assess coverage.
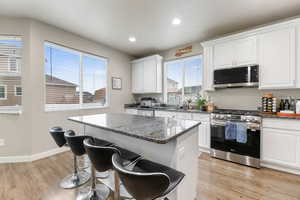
[82,138,141,200]
[49,127,80,189]
[62,130,92,189]
[112,153,185,200]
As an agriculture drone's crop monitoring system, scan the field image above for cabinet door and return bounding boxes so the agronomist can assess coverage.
[198,122,210,150]
[202,46,214,91]
[213,41,235,69]
[259,27,296,89]
[132,62,144,93]
[125,109,137,115]
[262,128,300,167]
[235,36,257,66]
[143,59,157,93]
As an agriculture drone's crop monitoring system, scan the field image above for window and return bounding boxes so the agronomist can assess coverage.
[0,85,7,100]
[44,43,108,111]
[15,85,22,96]
[164,55,203,105]
[0,36,22,111]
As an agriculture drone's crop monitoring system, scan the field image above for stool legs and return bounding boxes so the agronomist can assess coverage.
[77,166,110,200]
[60,154,90,189]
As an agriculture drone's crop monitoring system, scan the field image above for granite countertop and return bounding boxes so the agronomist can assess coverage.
[68,113,201,144]
[124,105,211,114]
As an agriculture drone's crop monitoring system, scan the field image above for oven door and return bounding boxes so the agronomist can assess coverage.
[210,121,261,158]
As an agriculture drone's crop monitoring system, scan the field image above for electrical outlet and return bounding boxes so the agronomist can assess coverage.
[0,139,5,146]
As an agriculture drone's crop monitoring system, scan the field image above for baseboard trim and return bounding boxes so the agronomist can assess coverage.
[0,147,69,164]
[261,161,300,175]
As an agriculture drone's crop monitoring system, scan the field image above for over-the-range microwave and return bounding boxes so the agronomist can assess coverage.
[213,65,259,88]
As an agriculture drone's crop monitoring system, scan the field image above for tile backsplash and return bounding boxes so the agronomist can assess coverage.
[133,88,300,111]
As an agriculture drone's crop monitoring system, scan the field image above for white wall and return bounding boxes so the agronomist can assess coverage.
[0,17,134,157]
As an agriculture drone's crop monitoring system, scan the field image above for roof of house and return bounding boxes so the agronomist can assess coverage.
[167,78,179,84]
[45,74,77,87]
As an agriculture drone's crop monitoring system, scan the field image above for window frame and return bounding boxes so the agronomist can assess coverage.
[44,42,109,112]
[163,54,203,104]
[0,85,7,100]
[14,85,22,96]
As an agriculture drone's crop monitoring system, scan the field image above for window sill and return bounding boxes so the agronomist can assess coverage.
[45,104,109,112]
[0,106,22,115]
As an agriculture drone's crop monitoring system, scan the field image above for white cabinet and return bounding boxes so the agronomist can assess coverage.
[213,41,235,69]
[192,113,211,152]
[262,128,299,167]
[262,118,300,174]
[235,36,257,66]
[131,55,162,94]
[259,27,296,89]
[131,62,144,93]
[198,122,210,151]
[296,25,300,88]
[125,108,138,115]
[213,36,257,70]
[202,46,214,91]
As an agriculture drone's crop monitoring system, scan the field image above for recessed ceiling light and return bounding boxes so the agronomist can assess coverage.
[128,36,136,42]
[172,18,181,25]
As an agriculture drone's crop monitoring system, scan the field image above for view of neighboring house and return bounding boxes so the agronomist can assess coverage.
[0,42,22,106]
[46,74,106,105]
[167,78,201,105]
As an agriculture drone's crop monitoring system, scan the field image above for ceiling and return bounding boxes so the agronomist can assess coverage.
[1,0,300,57]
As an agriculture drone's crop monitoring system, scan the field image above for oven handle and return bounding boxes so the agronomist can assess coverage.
[211,121,261,131]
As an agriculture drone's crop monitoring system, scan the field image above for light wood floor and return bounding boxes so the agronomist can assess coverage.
[1,152,300,200]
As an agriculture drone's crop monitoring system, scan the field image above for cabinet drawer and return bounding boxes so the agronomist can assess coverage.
[263,118,300,132]
[176,112,192,120]
[192,113,210,122]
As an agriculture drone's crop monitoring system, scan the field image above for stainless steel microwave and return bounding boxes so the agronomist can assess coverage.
[213,65,259,88]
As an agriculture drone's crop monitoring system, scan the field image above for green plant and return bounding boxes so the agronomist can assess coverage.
[195,97,207,110]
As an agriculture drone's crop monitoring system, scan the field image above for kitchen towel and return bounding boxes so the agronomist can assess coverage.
[236,122,248,144]
[225,121,237,140]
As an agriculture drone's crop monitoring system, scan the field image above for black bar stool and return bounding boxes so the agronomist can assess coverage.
[49,127,81,189]
[112,153,185,200]
[62,130,92,189]
[82,138,141,200]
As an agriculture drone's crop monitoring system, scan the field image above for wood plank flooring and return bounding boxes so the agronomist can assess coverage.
[1,152,300,200]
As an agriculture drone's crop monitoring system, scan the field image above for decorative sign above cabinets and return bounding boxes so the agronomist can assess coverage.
[175,45,193,57]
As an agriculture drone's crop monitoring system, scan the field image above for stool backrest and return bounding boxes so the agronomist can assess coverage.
[112,154,170,200]
[83,138,120,172]
[64,130,87,156]
[49,127,66,147]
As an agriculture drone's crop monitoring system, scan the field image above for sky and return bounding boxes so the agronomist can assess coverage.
[44,45,107,94]
[167,57,203,89]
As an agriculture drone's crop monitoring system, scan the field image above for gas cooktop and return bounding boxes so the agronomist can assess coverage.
[212,109,260,116]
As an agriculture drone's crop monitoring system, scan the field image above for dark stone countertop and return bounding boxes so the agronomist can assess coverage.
[124,105,211,114]
[68,113,201,144]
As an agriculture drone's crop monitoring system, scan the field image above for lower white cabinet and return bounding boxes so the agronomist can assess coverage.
[262,118,300,174]
[125,108,138,115]
[198,122,210,152]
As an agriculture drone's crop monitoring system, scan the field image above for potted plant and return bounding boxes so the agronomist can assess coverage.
[195,96,207,111]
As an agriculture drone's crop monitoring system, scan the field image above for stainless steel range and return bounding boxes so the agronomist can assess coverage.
[210,109,261,168]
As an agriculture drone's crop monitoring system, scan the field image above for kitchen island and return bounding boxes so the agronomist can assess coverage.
[69,113,200,200]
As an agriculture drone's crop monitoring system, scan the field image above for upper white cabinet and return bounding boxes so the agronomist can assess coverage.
[201,17,300,90]
[213,36,257,70]
[131,55,163,94]
[202,46,214,91]
[235,37,257,66]
[259,27,296,89]
[213,41,235,69]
